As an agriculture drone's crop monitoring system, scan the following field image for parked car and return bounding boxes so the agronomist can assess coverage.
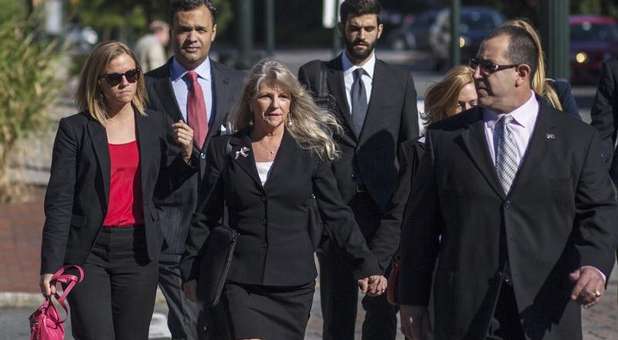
[429,6,504,70]
[570,15,618,84]
[386,9,439,51]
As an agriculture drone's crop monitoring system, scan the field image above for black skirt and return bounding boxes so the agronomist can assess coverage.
[221,281,315,340]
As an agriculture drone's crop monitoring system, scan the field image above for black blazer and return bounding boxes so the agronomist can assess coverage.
[180,130,381,286]
[375,138,425,270]
[40,110,196,274]
[399,99,618,340]
[298,56,419,214]
[591,58,618,176]
[145,58,245,255]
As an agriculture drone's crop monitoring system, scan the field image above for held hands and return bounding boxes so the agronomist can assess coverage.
[400,305,431,340]
[172,120,194,163]
[39,273,56,297]
[182,279,198,303]
[569,266,606,308]
[357,275,387,296]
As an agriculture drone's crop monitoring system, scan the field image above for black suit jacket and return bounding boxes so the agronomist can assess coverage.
[548,78,580,119]
[145,58,244,255]
[180,129,381,286]
[591,58,618,177]
[298,56,419,270]
[399,100,617,340]
[41,110,195,274]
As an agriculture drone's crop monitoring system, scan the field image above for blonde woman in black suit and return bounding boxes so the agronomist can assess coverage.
[181,59,386,340]
[40,41,196,340]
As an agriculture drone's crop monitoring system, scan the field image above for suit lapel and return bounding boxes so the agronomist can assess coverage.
[263,130,295,190]
[86,118,111,204]
[508,100,553,193]
[135,112,154,202]
[459,109,505,199]
[229,133,263,189]
[209,61,231,141]
[326,58,357,142]
[153,62,183,122]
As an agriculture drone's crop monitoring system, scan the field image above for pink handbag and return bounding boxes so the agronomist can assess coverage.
[29,265,84,340]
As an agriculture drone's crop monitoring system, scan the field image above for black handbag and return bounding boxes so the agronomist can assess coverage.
[196,138,239,307]
[197,224,238,307]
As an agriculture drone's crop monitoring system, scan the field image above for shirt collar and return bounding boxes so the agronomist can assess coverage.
[170,56,211,82]
[483,91,538,128]
[341,51,376,79]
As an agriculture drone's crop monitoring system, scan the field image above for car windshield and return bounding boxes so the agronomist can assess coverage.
[571,23,618,42]
[460,12,498,32]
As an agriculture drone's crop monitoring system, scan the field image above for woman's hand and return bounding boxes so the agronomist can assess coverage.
[39,274,56,297]
[172,120,194,163]
[357,275,387,296]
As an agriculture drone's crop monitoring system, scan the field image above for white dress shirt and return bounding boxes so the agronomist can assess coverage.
[170,57,214,124]
[341,51,375,112]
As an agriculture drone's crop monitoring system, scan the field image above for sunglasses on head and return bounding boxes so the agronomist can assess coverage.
[99,68,140,86]
[469,58,519,74]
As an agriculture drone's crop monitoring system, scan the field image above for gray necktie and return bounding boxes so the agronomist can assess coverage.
[351,68,368,137]
[495,115,520,194]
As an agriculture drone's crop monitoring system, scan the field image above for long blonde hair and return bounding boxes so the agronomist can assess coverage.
[503,19,563,112]
[231,59,342,160]
[424,65,475,124]
[75,41,147,123]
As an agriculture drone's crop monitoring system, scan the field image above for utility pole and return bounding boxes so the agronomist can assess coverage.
[540,0,570,79]
[450,0,461,67]
[237,0,254,69]
[265,0,275,56]
[332,0,341,57]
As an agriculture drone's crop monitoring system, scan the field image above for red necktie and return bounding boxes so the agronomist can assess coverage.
[186,71,207,149]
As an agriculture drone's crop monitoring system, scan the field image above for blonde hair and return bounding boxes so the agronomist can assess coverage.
[424,65,475,124]
[231,59,342,160]
[75,41,147,123]
[503,19,563,112]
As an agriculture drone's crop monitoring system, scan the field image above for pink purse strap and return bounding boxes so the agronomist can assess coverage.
[50,265,84,309]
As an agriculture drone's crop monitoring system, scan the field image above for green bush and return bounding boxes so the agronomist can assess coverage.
[0,18,63,202]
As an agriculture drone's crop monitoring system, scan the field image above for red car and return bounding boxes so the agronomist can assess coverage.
[570,15,618,84]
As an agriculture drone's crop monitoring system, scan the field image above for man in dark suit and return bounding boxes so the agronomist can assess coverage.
[399,26,617,340]
[144,1,243,339]
[298,1,419,339]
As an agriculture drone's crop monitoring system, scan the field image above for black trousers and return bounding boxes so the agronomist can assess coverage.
[487,283,527,340]
[159,254,202,340]
[67,227,158,340]
[319,193,398,340]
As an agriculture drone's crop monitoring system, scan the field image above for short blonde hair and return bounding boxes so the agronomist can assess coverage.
[75,41,147,123]
[424,65,475,124]
[503,19,563,112]
[231,59,342,160]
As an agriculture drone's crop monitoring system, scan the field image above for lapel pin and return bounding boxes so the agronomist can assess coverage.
[234,146,250,159]
[546,133,556,140]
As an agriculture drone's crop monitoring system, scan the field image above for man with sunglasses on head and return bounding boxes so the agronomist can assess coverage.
[144,1,244,339]
[399,25,618,340]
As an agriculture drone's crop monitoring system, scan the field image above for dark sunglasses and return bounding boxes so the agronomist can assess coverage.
[469,58,519,74]
[99,68,140,86]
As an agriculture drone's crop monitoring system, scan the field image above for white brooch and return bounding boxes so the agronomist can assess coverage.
[234,146,250,159]
[546,133,556,140]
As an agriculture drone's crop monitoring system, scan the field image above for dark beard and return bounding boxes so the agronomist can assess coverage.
[343,37,376,63]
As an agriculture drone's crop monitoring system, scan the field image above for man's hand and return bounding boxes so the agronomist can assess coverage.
[39,273,56,297]
[569,266,606,308]
[358,275,387,296]
[172,120,194,163]
[182,279,198,302]
[400,305,431,340]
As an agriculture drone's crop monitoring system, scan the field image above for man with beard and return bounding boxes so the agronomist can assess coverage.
[298,1,419,339]
[144,1,244,339]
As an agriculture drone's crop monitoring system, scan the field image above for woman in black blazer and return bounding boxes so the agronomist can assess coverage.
[39,41,195,340]
[180,59,386,340]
